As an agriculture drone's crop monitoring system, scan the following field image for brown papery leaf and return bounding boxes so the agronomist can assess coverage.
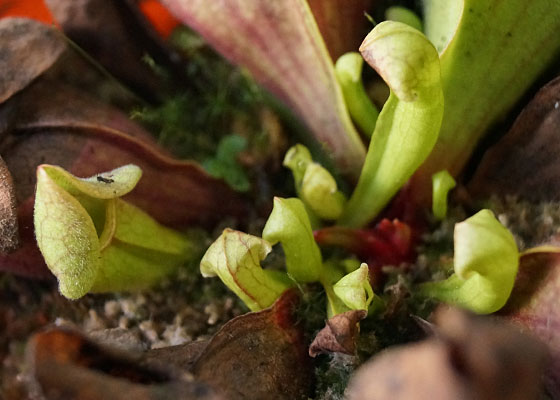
[44,0,181,102]
[161,0,366,179]
[347,307,548,400]
[500,250,560,398]
[193,290,313,400]
[307,0,373,61]
[26,328,224,400]
[469,76,560,201]
[0,81,247,277]
[0,155,18,253]
[0,18,66,103]
[348,340,465,400]
[309,310,367,357]
[143,340,209,372]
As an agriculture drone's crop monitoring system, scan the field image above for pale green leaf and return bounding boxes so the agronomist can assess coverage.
[262,197,322,283]
[319,260,348,318]
[431,170,456,220]
[200,229,292,311]
[45,164,142,199]
[34,166,101,299]
[385,6,423,31]
[333,263,374,312]
[422,0,462,53]
[34,164,196,299]
[339,22,444,227]
[335,52,379,137]
[324,285,350,319]
[283,144,313,196]
[284,144,346,221]
[415,0,560,199]
[92,199,196,292]
[301,163,346,221]
[419,209,519,314]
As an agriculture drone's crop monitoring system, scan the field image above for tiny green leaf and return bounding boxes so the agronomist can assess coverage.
[34,164,196,299]
[301,163,346,221]
[35,166,102,299]
[333,263,374,312]
[338,21,444,227]
[324,284,351,319]
[284,144,346,221]
[320,260,350,318]
[431,170,456,220]
[200,229,293,311]
[203,134,250,192]
[262,197,322,283]
[418,209,519,314]
[335,52,379,137]
[283,144,313,196]
[385,6,423,31]
[91,199,194,293]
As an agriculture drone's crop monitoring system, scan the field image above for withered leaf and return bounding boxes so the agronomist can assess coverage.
[44,0,181,102]
[193,290,313,400]
[0,81,247,277]
[347,307,548,400]
[88,327,147,353]
[26,328,224,400]
[434,307,548,400]
[0,18,66,104]
[0,155,18,253]
[469,76,560,201]
[0,199,48,278]
[309,309,367,357]
[347,340,465,400]
[500,251,560,398]
[143,340,209,372]
[307,0,373,61]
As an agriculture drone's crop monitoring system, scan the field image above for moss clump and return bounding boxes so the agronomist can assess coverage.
[132,27,267,164]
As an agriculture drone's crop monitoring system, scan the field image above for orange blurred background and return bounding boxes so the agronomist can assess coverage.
[0,0,179,37]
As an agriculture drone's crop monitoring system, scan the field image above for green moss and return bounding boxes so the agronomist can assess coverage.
[132,27,267,163]
[203,134,250,192]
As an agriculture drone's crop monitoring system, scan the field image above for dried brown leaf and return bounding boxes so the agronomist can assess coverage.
[0,199,48,278]
[0,18,65,103]
[309,310,367,357]
[469,76,560,201]
[193,290,313,400]
[347,340,466,400]
[347,307,548,400]
[434,307,548,400]
[44,0,180,101]
[500,251,560,398]
[143,340,208,372]
[26,328,224,400]
[0,155,18,253]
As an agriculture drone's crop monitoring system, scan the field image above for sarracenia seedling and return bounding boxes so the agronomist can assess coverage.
[417,210,519,314]
[339,21,444,228]
[34,164,197,299]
